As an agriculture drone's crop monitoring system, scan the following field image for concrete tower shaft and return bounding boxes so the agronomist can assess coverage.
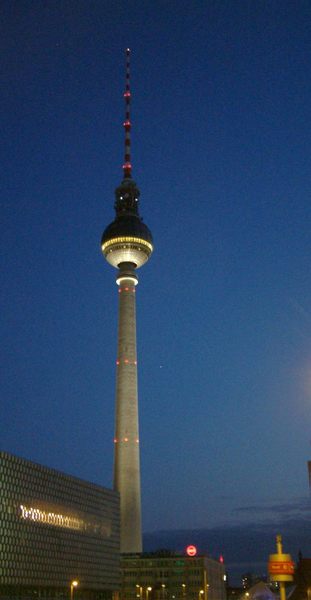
[114,264,142,552]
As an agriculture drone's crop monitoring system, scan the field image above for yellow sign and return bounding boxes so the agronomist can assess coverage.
[268,535,294,583]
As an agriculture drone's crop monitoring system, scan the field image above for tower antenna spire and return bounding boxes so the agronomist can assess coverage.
[123,48,132,179]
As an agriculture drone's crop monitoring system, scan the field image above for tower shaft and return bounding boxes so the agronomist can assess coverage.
[114,264,142,553]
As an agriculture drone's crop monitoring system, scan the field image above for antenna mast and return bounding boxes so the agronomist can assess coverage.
[123,48,132,179]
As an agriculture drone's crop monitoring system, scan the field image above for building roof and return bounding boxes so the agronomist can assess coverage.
[246,582,277,600]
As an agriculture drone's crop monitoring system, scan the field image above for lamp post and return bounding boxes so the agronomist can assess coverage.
[203,570,208,600]
[136,585,143,600]
[146,587,152,600]
[70,581,79,600]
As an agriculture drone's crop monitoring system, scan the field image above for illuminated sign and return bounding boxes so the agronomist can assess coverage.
[20,505,84,531]
[268,561,295,575]
[186,545,197,557]
[19,504,111,537]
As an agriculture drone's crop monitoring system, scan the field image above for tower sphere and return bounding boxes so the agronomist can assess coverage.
[101,178,153,269]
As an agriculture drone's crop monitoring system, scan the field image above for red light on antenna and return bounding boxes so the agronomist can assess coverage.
[124,91,131,98]
[186,545,197,557]
[123,120,131,128]
[123,163,132,170]
[219,555,224,563]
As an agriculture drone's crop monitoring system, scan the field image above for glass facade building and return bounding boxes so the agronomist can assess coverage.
[0,452,120,600]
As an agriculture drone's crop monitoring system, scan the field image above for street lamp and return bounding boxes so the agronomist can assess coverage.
[70,580,79,600]
[136,585,143,600]
[199,590,204,600]
[146,587,152,600]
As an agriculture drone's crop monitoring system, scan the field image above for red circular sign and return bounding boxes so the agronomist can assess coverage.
[186,545,197,557]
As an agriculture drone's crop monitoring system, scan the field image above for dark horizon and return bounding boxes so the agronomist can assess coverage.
[143,513,310,585]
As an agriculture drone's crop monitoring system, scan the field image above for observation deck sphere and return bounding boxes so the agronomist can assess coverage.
[101,215,153,268]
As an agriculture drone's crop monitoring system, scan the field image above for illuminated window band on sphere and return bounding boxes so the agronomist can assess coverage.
[102,235,153,268]
[100,48,153,553]
[101,235,153,253]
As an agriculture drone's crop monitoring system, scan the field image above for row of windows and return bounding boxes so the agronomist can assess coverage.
[0,587,113,600]
[1,453,117,510]
[123,563,202,570]
[124,594,206,600]
[124,569,202,579]
[1,490,115,514]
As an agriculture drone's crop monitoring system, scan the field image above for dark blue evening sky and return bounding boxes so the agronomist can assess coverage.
[1,0,310,562]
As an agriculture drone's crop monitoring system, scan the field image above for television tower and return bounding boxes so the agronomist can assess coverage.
[101,49,153,553]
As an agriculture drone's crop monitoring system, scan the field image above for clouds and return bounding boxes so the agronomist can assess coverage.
[144,496,311,584]
[233,495,310,521]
